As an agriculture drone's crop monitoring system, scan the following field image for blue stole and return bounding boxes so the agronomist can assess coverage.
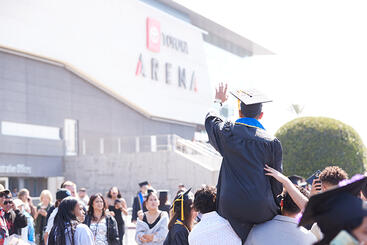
[235,117,265,130]
[138,192,144,210]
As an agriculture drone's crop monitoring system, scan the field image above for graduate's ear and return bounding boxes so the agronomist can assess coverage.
[258,112,264,120]
[239,110,244,118]
[280,199,284,208]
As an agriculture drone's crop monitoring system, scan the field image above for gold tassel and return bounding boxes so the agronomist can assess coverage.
[181,197,184,220]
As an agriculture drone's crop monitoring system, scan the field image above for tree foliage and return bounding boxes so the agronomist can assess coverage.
[275,117,366,177]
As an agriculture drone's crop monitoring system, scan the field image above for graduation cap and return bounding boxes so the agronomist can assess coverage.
[230,89,272,106]
[158,190,169,199]
[230,89,272,118]
[299,175,367,243]
[139,181,149,187]
[147,188,156,194]
[171,188,193,221]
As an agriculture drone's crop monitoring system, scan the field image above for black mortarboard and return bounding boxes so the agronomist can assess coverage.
[56,188,71,200]
[171,188,193,221]
[139,181,149,187]
[158,190,169,199]
[147,188,156,194]
[299,176,367,243]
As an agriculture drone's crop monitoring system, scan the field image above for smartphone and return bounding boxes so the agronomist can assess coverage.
[330,230,358,245]
[306,170,321,185]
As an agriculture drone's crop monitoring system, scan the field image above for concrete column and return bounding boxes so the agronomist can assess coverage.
[118,138,121,154]
[135,137,140,153]
[151,135,157,152]
[18,178,25,189]
[100,138,104,154]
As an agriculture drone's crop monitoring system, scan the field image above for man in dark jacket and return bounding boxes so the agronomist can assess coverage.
[205,84,283,243]
[131,181,149,223]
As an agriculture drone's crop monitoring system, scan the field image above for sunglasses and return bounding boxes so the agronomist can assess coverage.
[4,200,13,205]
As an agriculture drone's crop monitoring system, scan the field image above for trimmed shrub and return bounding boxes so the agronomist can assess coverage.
[275,117,366,177]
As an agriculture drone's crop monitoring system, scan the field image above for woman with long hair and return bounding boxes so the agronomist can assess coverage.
[163,189,196,245]
[135,191,169,245]
[106,187,127,245]
[48,197,93,245]
[84,193,119,245]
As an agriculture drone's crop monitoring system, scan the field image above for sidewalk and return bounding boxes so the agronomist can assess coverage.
[123,215,137,245]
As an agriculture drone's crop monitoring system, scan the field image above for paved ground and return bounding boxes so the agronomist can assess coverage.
[123,215,137,245]
[124,228,138,245]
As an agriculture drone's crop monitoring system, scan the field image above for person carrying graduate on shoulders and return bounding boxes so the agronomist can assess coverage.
[205,83,283,243]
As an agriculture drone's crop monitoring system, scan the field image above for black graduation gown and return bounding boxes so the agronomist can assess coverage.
[163,224,189,245]
[205,112,283,242]
[131,194,147,222]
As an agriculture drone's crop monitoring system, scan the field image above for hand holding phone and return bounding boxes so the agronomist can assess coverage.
[310,178,322,196]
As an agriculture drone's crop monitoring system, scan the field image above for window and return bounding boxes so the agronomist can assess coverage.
[1,121,61,140]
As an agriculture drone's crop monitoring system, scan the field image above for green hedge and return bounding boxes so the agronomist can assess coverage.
[275,117,366,177]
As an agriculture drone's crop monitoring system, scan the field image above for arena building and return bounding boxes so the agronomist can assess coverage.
[0,0,271,201]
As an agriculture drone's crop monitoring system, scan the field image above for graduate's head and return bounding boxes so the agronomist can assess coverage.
[299,176,367,244]
[138,181,149,193]
[193,186,216,214]
[239,102,263,119]
[281,186,309,217]
[168,188,196,231]
[319,166,348,191]
[230,89,271,120]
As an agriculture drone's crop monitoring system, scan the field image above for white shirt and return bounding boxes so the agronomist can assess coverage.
[189,211,241,245]
[65,224,94,245]
[245,215,317,245]
[45,207,58,234]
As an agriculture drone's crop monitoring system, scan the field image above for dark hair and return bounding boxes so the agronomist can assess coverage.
[240,102,262,118]
[319,166,348,186]
[288,175,305,185]
[48,197,79,245]
[168,193,194,231]
[87,193,107,221]
[107,186,122,199]
[282,186,309,214]
[159,195,168,206]
[193,186,216,214]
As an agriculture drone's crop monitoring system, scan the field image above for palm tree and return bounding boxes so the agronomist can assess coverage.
[290,104,304,116]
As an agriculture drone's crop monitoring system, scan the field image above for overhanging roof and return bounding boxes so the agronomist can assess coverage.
[155,0,274,56]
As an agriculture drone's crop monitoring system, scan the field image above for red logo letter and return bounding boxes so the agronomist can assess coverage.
[146,18,160,53]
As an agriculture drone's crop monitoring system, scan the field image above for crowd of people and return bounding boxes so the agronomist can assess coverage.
[0,180,132,245]
[1,85,367,245]
[1,165,366,245]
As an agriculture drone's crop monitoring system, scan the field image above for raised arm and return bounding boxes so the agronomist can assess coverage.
[264,164,308,211]
[205,83,229,155]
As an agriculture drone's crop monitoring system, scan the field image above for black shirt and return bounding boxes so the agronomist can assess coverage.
[142,212,162,229]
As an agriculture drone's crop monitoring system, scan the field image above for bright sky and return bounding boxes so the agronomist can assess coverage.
[177,0,367,144]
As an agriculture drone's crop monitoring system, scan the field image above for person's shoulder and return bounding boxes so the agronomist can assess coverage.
[173,223,189,235]
[249,219,275,235]
[298,227,317,242]
[76,223,91,232]
[160,211,169,218]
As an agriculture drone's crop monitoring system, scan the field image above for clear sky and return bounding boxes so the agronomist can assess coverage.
[177,0,367,144]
